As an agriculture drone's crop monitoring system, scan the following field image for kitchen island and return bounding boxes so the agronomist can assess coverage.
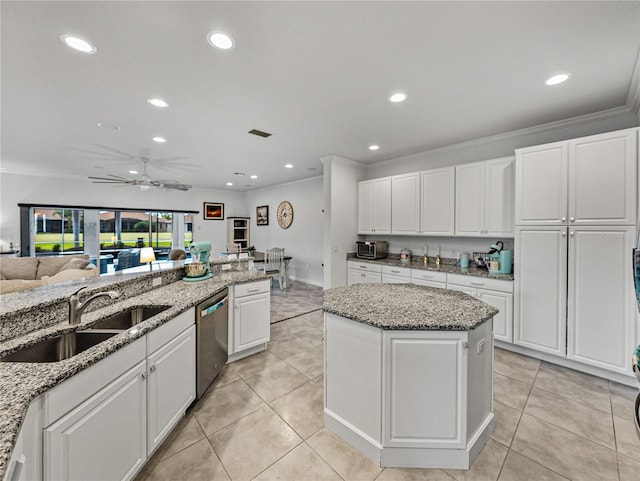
[323,283,498,469]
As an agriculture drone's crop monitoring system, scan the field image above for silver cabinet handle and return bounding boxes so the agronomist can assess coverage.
[570,231,575,236]
[561,217,566,222]
[391,270,400,274]
[570,217,575,222]
[247,288,259,292]
[150,365,157,373]
[361,273,365,277]
[142,372,148,379]
[471,281,485,286]
[422,274,434,279]
[562,231,567,236]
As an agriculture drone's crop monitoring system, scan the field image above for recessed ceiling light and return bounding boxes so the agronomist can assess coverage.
[545,73,570,86]
[152,136,167,143]
[285,164,294,169]
[207,32,234,50]
[147,98,169,108]
[369,145,380,151]
[389,92,407,103]
[97,122,120,131]
[129,170,138,175]
[250,175,258,179]
[60,34,97,54]
[226,182,233,186]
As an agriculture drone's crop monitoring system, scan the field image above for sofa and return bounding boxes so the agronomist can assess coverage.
[0,254,98,294]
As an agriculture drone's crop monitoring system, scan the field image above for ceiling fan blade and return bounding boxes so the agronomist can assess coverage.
[93,144,138,159]
[89,176,127,182]
[163,183,192,191]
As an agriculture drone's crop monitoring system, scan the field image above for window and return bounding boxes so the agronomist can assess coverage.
[33,208,84,256]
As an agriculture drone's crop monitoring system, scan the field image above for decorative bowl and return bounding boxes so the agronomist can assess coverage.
[184,262,207,277]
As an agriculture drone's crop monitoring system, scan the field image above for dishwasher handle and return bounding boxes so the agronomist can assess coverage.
[200,296,228,317]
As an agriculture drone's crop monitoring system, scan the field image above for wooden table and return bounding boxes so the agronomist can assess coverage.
[252,251,292,288]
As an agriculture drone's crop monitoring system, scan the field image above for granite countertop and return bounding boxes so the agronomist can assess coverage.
[323,283,499,331]
[0,270,268,479]
[347,255,515,281]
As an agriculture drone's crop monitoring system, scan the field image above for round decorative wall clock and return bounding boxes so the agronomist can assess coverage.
[276,201,294,229]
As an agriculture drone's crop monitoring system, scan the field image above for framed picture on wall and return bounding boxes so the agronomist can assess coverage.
[256,205,269,225]
[203,202,224,220]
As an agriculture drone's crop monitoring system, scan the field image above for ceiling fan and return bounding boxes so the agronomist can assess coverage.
[89,158,192,191]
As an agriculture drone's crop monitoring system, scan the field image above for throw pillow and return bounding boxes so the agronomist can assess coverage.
[60,258,90,272]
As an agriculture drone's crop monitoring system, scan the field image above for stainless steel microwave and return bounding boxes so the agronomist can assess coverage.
[356,241,388,259]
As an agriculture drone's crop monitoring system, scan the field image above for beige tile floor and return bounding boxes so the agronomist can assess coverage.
[135,309,640,481]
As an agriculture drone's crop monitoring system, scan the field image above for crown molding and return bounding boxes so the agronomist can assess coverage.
[370,105,637,169]
[244,175,323,194]
[320,155,364,169]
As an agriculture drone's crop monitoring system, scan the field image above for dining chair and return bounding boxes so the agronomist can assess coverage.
[264,247,285,290]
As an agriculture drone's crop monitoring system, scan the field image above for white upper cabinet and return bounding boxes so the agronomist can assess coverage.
[516,128,637,226]
[568,129,637,226]
[391,173,420,234]
[420,167,455,236]
[358,177,392,234]
[455,157,514,237]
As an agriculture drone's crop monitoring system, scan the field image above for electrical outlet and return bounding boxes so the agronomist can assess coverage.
[152,277,162,287]
[477,338,486,354]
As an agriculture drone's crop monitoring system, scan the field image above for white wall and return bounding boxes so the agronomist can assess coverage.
[322,156,364,289]
[244,177,324,286]
[0,171,248,254]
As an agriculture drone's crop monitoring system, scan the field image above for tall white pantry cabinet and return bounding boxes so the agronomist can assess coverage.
[514,128,638,377]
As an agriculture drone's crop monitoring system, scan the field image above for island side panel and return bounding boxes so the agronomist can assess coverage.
[381,330,466,449]
[466,319,494,445]
[324,313,383,451]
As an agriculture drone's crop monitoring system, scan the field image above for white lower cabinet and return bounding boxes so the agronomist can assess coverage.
[229,280,271,361]
[347,261,382,285]
[147,325,196,455]
[40,308,196,481]
[381,265,411,283]
[447,274,514,343]
[44,361,148,481]
[4,399,41,481]
[410,269,447,288]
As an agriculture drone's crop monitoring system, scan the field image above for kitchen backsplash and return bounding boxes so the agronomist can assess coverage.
[356,235,514,262]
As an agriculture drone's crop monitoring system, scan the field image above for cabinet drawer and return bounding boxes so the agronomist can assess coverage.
[411,269,447,284]
[446,274,513,293]
[147,308,194,355]
[43,337,146,427]
[234,279,270,297]
[347,261,382,273]
[382,265,411,278]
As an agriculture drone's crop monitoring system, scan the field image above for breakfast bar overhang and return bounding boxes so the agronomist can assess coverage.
[322,283,499,470]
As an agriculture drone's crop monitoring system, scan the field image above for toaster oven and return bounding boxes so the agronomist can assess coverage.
[356,241,389,259]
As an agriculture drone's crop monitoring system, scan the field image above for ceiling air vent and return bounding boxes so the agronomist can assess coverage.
[248,129,272,138]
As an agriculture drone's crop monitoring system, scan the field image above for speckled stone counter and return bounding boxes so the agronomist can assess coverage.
[346,254,514,281]
[0,268,268,480]
[323,283,498,331]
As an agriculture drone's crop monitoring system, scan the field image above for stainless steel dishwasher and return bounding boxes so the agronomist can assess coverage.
[196,288,228,399]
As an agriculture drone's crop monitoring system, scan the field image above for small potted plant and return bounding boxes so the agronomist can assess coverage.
[246,245,256,257]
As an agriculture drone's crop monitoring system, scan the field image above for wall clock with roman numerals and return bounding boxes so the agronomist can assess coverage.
[276,201,294,229]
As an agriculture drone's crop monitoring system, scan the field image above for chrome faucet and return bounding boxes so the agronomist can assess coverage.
[69,286,120,325]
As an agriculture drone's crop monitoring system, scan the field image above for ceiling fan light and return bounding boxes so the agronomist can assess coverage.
[60,34,97,54]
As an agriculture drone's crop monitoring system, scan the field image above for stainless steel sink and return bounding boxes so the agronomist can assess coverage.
[0,331,119,363]
[88,306,170,330]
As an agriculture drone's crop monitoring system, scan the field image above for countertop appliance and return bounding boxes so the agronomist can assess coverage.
[196,288,228,399]
[185,241,213,282]
[356,240,388,259]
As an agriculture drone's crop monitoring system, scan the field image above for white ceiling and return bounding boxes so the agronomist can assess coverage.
[2,1,639,192]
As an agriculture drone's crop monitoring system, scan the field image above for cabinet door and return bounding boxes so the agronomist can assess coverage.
[381,273,410,284]
[4,399,41,481]
[147,326,196,456]
[514,226,567,356]
[567,226,636,373]
[484,157,514,237]
[455,162,485,236]
[348,268,382,285]
[515,142,568,225]
[420,167,455,236]
[478,289,513,343]
[44,361,147,481]
[373,177,392,234]
[358,181,374,234]
[568,129,637,226]
[391,173,420,234]
[234,292,270,352]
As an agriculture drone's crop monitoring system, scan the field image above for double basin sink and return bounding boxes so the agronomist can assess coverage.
[1,306,169,363]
